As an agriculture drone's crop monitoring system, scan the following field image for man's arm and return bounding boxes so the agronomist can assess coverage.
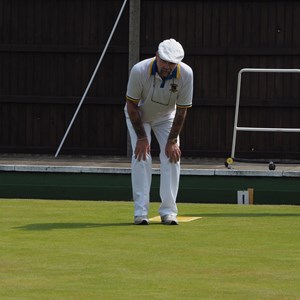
[168,107,187,142]
[165,107,188,163]
[126,100,146,139]
[126,100,150,161]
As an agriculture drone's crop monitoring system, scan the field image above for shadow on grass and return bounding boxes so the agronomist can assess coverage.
[14,222,135,231]
[183,213,300,218]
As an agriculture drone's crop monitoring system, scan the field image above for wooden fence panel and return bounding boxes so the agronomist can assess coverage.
[0,0,129,155]
[0,0,299,159]
[140,0,300,158]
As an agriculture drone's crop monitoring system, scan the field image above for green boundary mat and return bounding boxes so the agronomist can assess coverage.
[0,164,299,205]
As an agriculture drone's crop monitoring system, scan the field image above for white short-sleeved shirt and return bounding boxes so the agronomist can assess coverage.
[125,57,193,123]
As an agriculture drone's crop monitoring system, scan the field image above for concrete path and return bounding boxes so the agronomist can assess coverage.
[0,154,299,177]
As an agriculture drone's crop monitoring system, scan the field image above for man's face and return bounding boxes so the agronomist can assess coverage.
[156,53,177,79]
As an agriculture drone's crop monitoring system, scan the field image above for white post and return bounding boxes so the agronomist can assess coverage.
[231,70,243,158]
[127,0,141,158]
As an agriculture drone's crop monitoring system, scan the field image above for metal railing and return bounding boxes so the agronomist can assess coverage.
[231,68,300,159]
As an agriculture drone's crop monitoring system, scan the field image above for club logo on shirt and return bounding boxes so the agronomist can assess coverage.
[170,83,178,93]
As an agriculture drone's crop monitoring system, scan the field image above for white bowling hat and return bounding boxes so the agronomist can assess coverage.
[158,39,184,63]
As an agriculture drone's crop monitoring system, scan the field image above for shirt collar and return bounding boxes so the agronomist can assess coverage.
[150,58,179,80]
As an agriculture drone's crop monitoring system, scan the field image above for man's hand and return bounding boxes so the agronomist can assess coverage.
[165,140,181,163]
[135,137,150,161]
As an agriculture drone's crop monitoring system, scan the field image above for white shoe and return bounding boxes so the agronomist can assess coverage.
[161,215,178,225]
[134,216,149,225]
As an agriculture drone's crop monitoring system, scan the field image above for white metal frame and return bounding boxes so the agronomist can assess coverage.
[231,68,300,159]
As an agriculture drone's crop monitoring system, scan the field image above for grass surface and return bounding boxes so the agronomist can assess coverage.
[0,199,299,300]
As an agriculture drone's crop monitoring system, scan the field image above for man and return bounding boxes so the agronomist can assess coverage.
[124,38,193,225]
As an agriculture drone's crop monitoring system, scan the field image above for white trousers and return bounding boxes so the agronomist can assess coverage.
[126,116,180,218]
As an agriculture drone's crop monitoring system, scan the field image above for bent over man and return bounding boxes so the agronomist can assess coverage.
[124,38,193,225]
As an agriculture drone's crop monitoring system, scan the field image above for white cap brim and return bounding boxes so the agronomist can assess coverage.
[158,38,184,64]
